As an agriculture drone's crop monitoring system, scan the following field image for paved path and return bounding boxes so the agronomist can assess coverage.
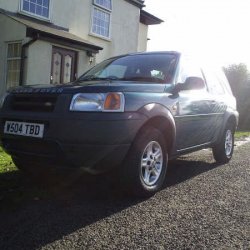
[0,143,249,250]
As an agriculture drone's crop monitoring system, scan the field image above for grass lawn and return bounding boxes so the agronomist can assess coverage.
[0,147,16,174]
[235,131,250,139]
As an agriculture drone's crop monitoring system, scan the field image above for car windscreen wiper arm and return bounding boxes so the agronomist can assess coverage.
[79,76,121,81]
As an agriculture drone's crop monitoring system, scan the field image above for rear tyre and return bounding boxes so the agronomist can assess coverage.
[120,126,168,197]
[212,123,235,164]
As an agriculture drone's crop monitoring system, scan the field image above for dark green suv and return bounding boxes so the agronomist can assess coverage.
[0,51,238,196]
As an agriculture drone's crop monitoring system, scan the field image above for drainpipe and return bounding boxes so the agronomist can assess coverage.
[19,34,39,86]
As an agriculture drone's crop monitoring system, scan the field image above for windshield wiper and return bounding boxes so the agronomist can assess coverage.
[78,75,165,83]
[79,75,120,81]
[119,76,165,83]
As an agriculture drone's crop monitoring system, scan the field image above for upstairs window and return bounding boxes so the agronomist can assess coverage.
[94,0,112,11]
[91,0,112,39]
[20,0,50,19]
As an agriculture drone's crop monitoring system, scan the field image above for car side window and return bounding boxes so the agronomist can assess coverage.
[203,68,225,95]
[177,56,205,87]
[215,69,233,95]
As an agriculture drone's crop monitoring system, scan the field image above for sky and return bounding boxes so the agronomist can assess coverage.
[144,0,250,69]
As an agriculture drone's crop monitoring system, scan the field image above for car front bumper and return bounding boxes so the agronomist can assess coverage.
[0,112,147,173]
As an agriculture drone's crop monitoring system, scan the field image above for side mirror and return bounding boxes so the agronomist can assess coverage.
[184,77,205,90]
[172,77,205,94]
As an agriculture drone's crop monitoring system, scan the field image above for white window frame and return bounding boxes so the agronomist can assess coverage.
[90,0,112,40]
[93,0,112,11]
[6,42,22,89]
[19,0,52,21]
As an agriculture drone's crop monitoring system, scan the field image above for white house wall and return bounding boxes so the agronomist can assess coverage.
[25,41,52,85]
[0,0,19,12]
[0,15,91,91]
[0,0,142,60]
[0,0,150,93]
[78,50,93,76]
[52,0,141,63]
[26,41,91,85]
[102,0,140,60]
[138,22,148,52]
[52,0,91,39]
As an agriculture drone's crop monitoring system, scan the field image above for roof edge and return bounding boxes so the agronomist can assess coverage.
[0,8,68,31]
[0,9,102,52]
[125,0,145,8]
[27,27,103,52]
[140,10,164,25]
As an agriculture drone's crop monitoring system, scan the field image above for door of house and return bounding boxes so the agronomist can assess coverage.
[51,47,77,84]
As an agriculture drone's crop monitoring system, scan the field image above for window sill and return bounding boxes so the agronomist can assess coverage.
[18,11,52,23]
[89,32,111,42]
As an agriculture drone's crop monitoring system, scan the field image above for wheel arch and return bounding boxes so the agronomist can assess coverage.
[215,110,239,145]
[135,104,176,153]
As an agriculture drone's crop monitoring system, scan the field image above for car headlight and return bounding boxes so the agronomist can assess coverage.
[70,93,125,112]
[0,93,9,109]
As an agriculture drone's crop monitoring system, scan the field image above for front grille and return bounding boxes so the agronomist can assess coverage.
[11,95,58,112]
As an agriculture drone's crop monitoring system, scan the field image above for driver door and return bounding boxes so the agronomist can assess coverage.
[174,57,216,150]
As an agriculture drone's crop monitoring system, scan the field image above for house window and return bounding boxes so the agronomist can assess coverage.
[6,43,22,88]
[21,0,50,19]
[91,0,112,38]
[94,0,112,10]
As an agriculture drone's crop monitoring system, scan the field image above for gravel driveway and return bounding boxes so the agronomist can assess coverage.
[0,142,249,250]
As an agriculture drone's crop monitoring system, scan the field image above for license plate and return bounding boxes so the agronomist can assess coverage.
[4,121,44,138]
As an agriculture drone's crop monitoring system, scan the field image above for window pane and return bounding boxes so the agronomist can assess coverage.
[36,5,42,15]
[52,53,62,84]
[177,57,204,84]
[204,68,225,95]
[95,0,112,10]
[92,8,110,38]
[22,0,50,18]
[7,43,22,58]
[30,3,36,13]
[7,43,22,88]
[7,60,21,88]
[23,0,29,11]
[43,0,49,6]
[63,55,72,83]
[42,8,49,18]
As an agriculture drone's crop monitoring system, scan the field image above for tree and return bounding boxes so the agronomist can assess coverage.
[223,63,250,129]
[223,63,248,97]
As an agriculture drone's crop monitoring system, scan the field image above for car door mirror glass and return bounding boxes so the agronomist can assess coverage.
[184,77,205,90]
[173,77,205,94]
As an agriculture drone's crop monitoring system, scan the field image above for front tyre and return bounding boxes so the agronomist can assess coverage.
[12,156,42,176]
[121,126,168,197]
[212,123,235,164]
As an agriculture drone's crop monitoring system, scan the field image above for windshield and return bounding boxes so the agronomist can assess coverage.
[78,53,178,84]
